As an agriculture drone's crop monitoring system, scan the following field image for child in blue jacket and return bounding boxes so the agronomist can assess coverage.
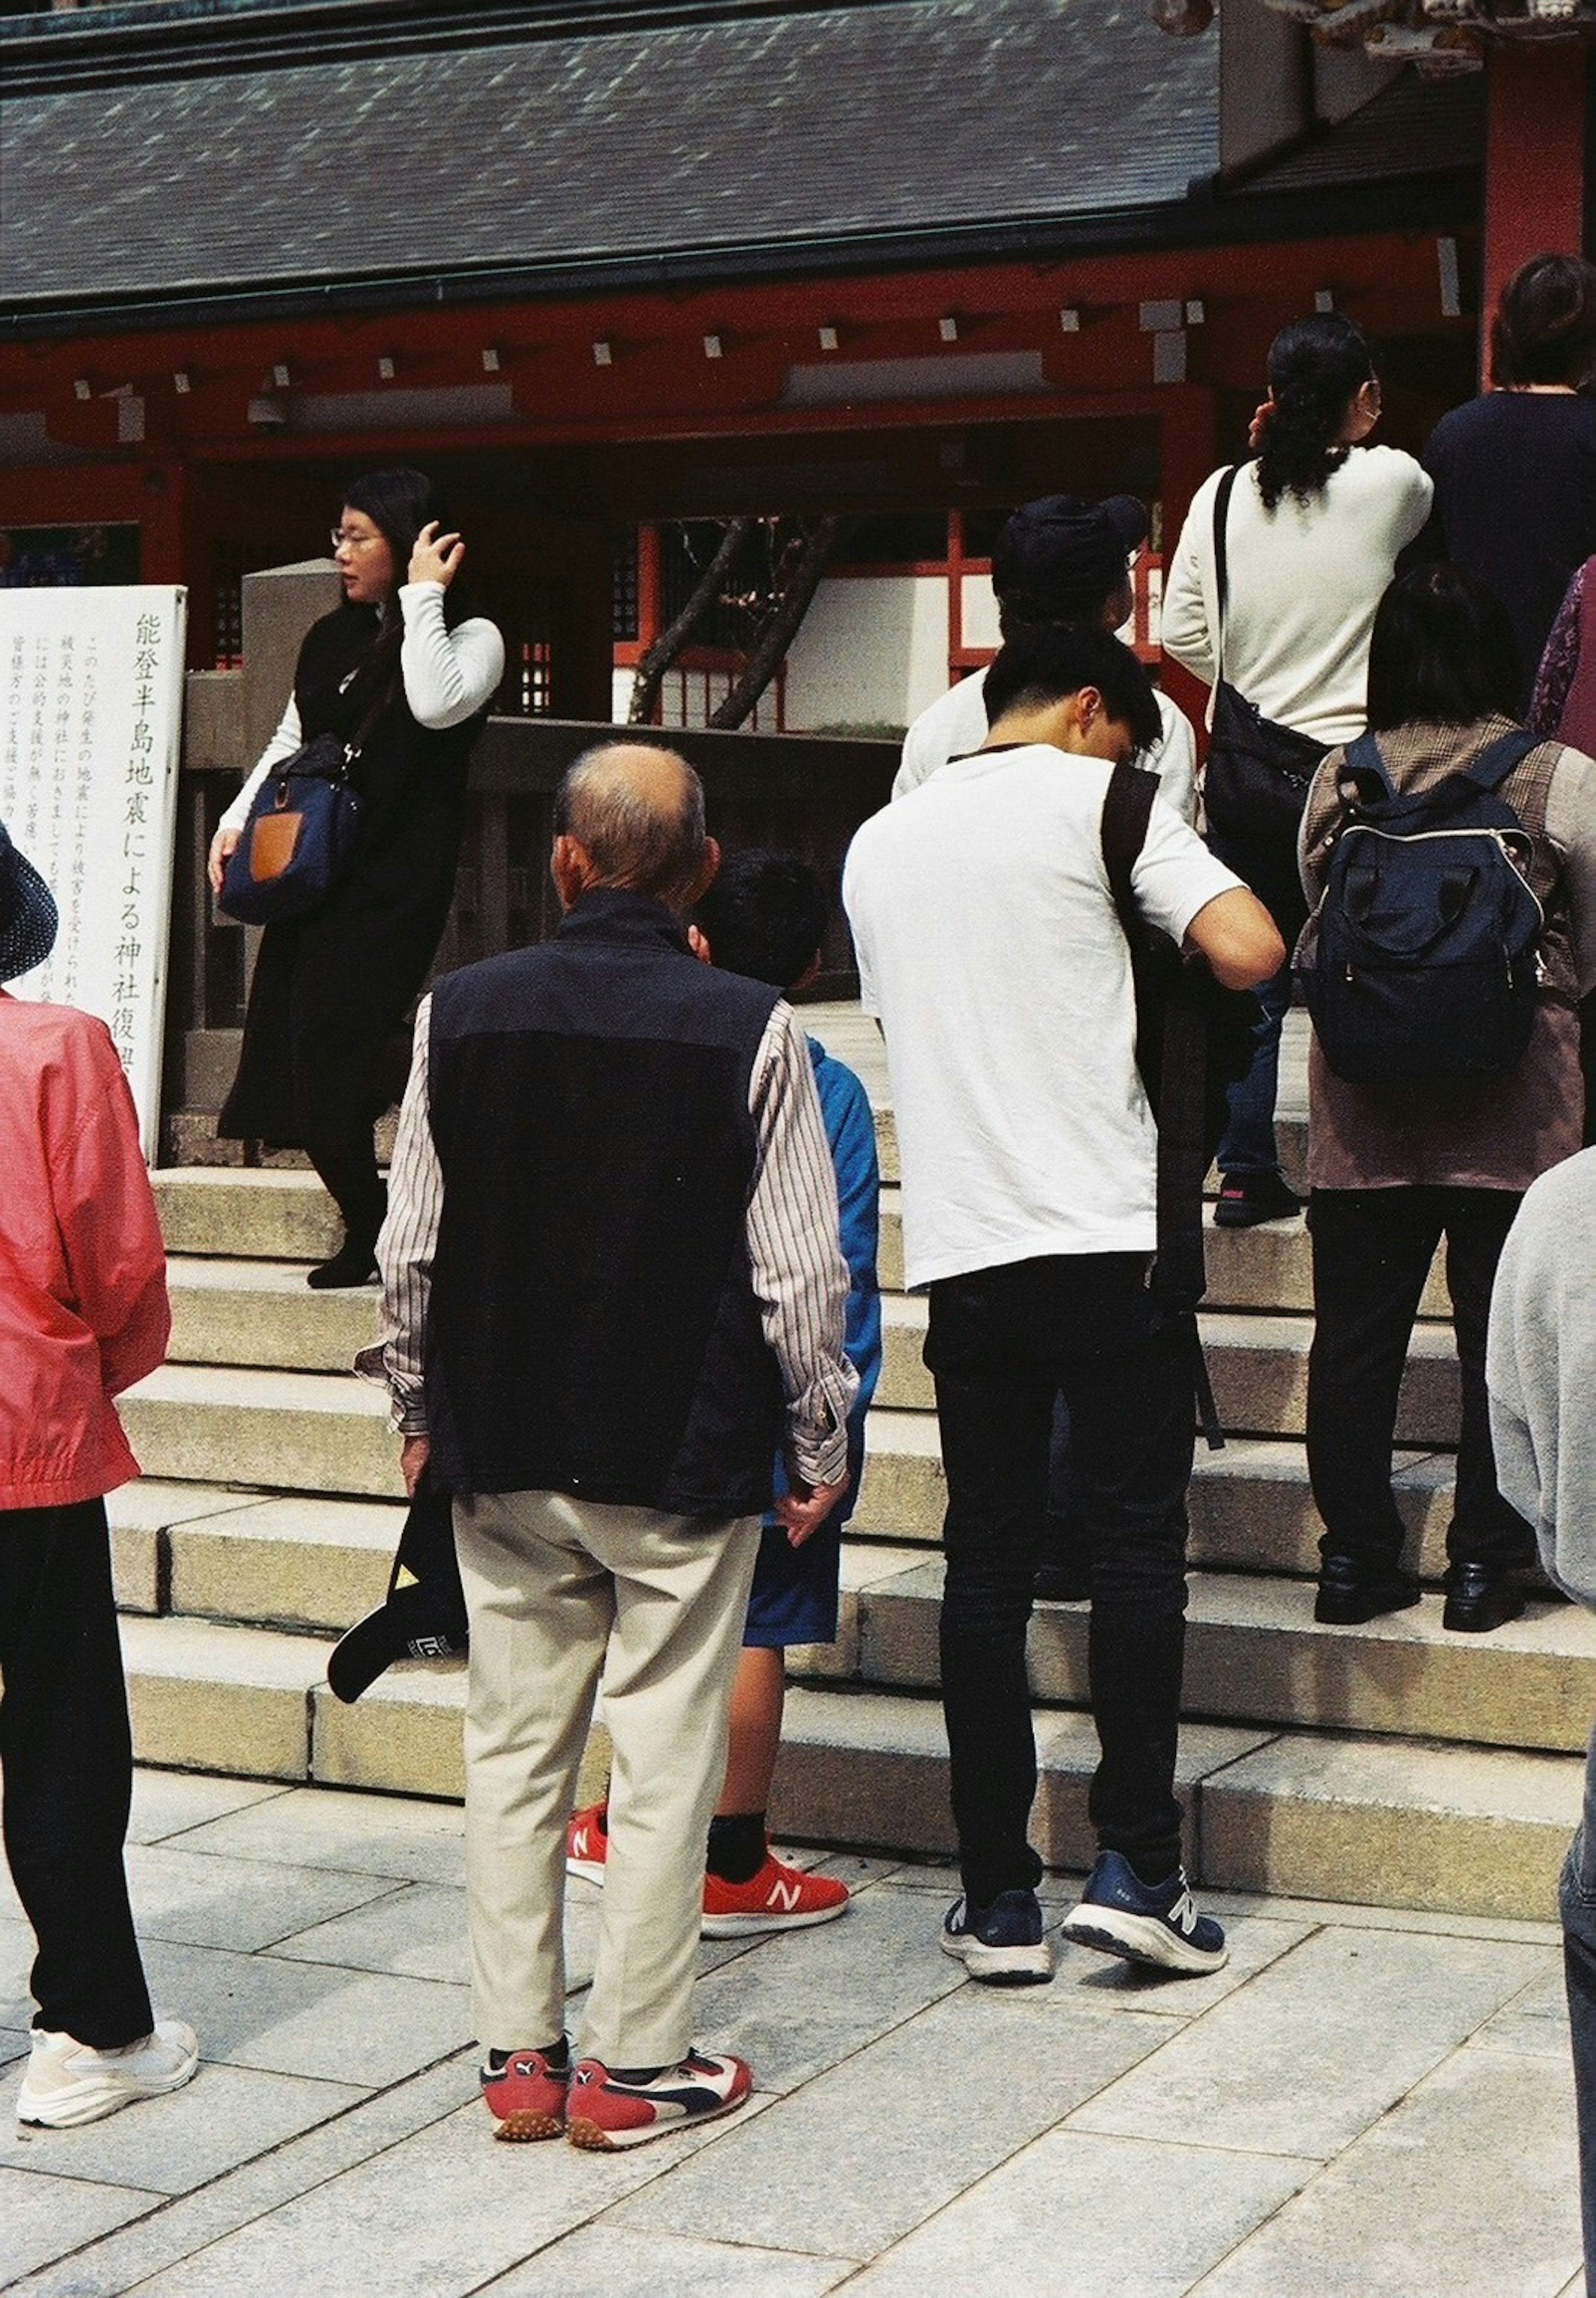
[567,851,882,1931]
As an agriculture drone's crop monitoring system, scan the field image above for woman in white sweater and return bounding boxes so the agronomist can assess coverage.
[1163,315,1433,1226]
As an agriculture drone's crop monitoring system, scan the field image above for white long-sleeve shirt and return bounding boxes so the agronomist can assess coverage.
[220,582,505,833]
[1161,446,1432,749]
[358,993,859,1489]
[894,667,1197,825]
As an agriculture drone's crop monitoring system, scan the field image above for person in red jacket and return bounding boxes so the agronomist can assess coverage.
[0,823,199,2128]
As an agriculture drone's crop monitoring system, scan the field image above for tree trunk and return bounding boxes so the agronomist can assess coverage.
[627,517,754,726]
[707,515,850,731]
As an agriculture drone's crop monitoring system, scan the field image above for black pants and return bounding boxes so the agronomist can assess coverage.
[925,1254,1195,1905]
[0,1498,153,2045]
[1305,1186,1535,1574]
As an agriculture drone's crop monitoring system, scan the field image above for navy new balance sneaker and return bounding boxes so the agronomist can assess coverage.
[1060,1851,1228,1975]
[939,1889,1054,1985]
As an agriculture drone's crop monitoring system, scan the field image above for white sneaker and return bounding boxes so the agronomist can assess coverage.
[15,2020,200,2128]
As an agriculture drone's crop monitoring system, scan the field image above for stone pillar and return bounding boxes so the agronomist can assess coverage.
[240,559,341,766]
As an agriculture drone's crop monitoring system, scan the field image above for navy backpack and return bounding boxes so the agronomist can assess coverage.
[1296,729,1545,1086]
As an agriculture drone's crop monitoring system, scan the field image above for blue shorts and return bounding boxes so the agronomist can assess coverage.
[743,1512,842,1649]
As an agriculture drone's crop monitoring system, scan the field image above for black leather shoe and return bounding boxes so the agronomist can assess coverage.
[1212,1170,1302,1229]
[307,1235,379,1289]
[1313,1555,1421,1626]
[1441,1561,1525,1634]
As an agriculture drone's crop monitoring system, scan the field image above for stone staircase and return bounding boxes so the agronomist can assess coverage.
[116,1010,1591,1922]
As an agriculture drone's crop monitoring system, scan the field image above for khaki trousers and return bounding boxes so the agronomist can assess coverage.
[453,1489,760,2069]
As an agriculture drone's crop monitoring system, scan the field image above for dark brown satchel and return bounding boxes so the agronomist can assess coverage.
[1202,463,1329,852]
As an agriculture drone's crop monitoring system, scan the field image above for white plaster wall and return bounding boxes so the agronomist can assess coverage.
[961,573,1001,651]
[782,574,948,731]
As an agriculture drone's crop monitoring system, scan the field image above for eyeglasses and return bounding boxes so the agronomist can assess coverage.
[330,528,384,552]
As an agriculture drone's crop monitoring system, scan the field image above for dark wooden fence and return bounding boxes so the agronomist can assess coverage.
[167,662,897,1133]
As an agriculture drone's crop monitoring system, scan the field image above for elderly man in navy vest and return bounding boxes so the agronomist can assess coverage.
[363,742,856,2151]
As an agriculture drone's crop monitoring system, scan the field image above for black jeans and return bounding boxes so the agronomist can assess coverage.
[925,1254,1195,1905]
[1305,1186,1535,1574]
[0,1498,154,2045]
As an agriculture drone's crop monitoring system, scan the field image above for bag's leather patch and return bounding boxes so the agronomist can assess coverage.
[250,811,303,882]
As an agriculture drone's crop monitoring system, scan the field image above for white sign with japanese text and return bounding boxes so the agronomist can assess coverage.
[0,586,187,1160]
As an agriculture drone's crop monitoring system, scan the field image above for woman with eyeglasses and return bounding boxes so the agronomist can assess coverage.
[208,467,505,1286]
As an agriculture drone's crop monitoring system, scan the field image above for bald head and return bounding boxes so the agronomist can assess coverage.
[552,742,712,912]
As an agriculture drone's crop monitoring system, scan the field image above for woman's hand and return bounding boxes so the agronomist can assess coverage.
[409,520,465,589]
[208,825,241,897]
[1246,398,1273,452]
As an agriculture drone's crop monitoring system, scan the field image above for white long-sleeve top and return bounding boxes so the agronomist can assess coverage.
[219,583,505,833]
[894,666,1197,823]
[1160,447,1433,749]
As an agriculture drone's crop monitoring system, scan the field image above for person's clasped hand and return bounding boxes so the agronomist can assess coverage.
[776,1471,850,1549]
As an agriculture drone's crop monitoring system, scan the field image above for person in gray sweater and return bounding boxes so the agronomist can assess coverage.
[1487,1144,1596,2286]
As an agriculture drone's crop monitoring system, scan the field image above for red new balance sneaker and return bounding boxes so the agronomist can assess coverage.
[566,1802,609,1886]
[480,2045,569,2141]
[700,1851,850,1936]
[566,2051,752,2150]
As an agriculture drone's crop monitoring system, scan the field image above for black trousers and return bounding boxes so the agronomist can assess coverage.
[1305,1186,1535,1575]
[925,1254,1195,1905]
[0,1498,154,2046]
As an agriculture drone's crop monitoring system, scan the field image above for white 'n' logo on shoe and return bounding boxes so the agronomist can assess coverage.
[769,1876,803,1912]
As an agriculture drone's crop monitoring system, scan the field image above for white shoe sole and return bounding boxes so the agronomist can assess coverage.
[17,2037,200,2128]
[1060,1906,1228,1975]
[565,1857,606,1887]
[566,2087,750,2150]
[701,1897,849,1937]
[939,1929,1054,1986]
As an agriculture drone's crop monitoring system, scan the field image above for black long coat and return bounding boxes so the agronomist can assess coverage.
[218,606,481,1151]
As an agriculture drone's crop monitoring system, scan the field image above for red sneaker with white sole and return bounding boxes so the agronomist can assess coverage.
[566,2050,751,2150]
[480,2045,569,2141]
[566,1802,609,1886]
[700,1851,850,1936]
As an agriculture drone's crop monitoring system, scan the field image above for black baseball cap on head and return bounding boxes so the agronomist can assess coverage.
[991,494,1149,621]
[0,821,58,985]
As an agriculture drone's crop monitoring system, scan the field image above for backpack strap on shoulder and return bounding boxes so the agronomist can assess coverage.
[1338,731,1395,810]
[1101,754,1158,941]
[1212,465,1239,685]
[1461,729,1540,796]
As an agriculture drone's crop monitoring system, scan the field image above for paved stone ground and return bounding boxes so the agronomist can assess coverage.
[1,1766,1586,2297]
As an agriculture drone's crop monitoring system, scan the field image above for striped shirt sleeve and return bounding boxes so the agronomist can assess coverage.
[355,995,440,1435]
[746,1003,860,1489]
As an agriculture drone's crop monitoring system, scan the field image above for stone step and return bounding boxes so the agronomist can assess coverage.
[166,1256,379,1372]
[852,1562,1591,1756]
[869,1295,1460,1444]
[118,1362,405,1500]
[153,1167,342,1263]
[114,1614,1576,1919]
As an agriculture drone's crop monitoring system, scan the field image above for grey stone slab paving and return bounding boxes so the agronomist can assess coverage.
[679,1878,967,2095]
[121,1937,472,2087]
[1479,1965,1574,2058]
[115,2094,776,2298]
[1190,2043,1581,2296]
[0,2165,163,2283]
[0,2063,364,2197]
[128,1774,292,1845]
[267,1881,469,1983]
[119,1844,405,1952]
[481,2226,855,2294]
[609,1973,1176,2261]
[1068,1924,1555,2160]
[1198,1887,1562,1947]
[840,2129,1309,2296]
[0,2053,483,2298]
[161,1783,466,1885]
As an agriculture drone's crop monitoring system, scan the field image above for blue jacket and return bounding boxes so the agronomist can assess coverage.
[768,1036,881,1530]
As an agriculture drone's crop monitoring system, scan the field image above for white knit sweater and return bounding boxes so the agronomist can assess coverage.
[1161,446,1433,748]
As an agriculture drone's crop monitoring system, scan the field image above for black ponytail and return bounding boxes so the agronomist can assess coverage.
[1255,315,1376,513]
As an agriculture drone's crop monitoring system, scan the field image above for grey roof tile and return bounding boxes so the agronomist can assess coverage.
[4,0,1218,303]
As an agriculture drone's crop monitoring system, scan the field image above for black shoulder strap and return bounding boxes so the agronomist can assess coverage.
[1101,763,1223,1447]
[1463,729,1540,797]
[1212,464,1240,684]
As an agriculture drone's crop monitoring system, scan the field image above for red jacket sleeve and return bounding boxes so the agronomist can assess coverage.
[51,1029,170,1397]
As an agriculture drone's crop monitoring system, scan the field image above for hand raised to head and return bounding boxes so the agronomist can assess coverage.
[409,520,465,589]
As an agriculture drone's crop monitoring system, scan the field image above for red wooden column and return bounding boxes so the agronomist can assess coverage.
[1480,45,1589,384]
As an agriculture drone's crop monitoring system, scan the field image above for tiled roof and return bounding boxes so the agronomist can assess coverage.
[1234,70,1484,197]
[4,0,1220,307]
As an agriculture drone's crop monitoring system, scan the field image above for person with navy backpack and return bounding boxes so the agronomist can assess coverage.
[1296,565,1596,1634]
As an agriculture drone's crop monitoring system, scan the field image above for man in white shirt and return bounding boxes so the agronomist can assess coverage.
[846,625,1281,1983]
[894,493,1197,824]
